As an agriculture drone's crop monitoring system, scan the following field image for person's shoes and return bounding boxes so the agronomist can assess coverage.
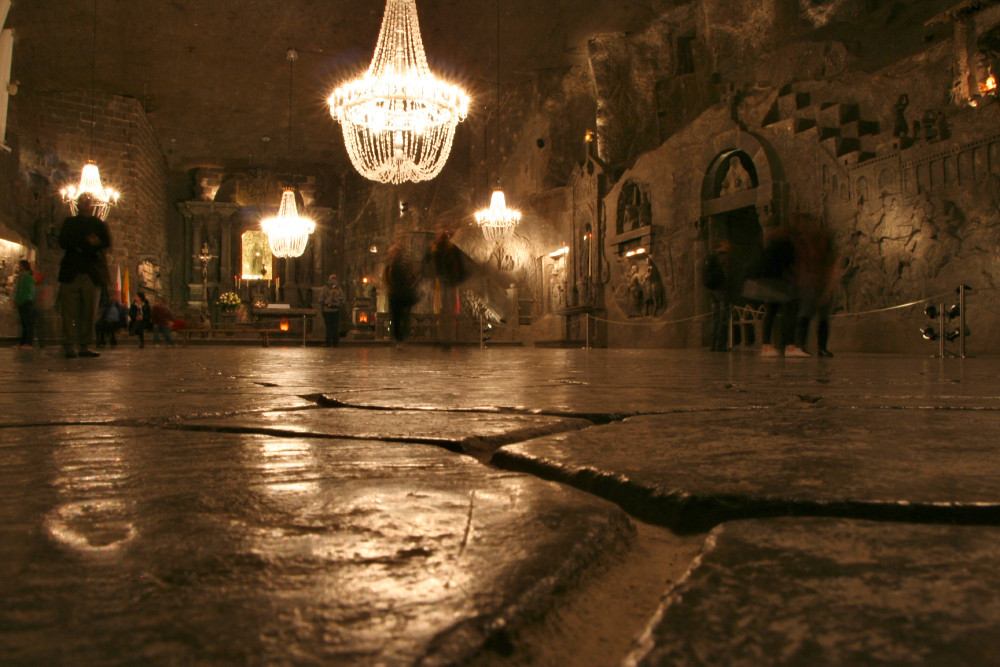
[784,345,811,358]
[138,342,145,349]
[760,344,780,358]
[818,348,834,358]
[78,349,100,358]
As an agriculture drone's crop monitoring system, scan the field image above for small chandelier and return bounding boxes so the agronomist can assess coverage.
[328,0,470,184]
[261,188,315,258]
[476,189,520,243]
[474,0,519,243]
[60,162,120,220]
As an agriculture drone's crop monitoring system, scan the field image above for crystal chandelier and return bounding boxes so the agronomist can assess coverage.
[61,0,120,220]
[261,188,315,258]
[60,162,120,220]
[475,0,519,243]
[476,189,520,243]
[328,0,470,184]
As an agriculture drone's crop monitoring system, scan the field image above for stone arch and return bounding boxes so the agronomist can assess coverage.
[699,130,777,228]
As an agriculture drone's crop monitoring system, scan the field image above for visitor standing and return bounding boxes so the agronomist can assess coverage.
[384,241,417,346]
[13,259,36,349]
[321,273,344,347]
[130,292,151,348]
[58,193,111,358]
[150,296,175,346]
[702,241,730,352]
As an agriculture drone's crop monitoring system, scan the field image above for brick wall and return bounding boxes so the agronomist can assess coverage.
[8,89,171,299]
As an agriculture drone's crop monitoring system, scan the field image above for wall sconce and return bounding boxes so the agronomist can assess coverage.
[548,246,569,258]
[625,247,647,258]
[279,318,290,332]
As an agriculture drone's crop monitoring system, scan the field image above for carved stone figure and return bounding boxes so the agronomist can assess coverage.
[893,94,909,138]
[720,155,752,195]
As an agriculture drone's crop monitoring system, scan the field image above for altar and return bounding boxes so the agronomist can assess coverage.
[251,304,318,335]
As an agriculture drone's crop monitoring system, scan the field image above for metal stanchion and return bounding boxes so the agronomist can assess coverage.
[585,313,590,350]
[302,315,307,347]
[938,304,945,359]
[958,285,967,359]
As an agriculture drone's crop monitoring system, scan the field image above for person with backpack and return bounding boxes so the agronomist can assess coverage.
[13,260,37,349]
[321,273,344,347]
[95,290,128,348]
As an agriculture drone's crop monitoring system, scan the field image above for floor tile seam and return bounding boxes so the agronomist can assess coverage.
[489,449,1000,536]
[163,423,468,454]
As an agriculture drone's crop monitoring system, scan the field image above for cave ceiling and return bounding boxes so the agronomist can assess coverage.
[7,0,676,173]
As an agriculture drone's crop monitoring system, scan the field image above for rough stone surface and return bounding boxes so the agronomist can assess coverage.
[3,346,1000,665]
[0,425,633,666]
[628,518,1000,667]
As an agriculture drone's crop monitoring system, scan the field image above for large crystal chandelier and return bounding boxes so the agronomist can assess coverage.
[328,0,470,184]
[261,188,315,258]
[61,0,120,220]
[60,162,120,220]
[475,0,519,243]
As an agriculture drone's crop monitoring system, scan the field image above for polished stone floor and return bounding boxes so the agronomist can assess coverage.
[1,344,998,665]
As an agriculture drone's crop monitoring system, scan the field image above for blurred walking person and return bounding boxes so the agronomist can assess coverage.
[383,241,418,346]
[151,296,175,346]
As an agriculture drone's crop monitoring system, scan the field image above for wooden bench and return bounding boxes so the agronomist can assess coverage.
[178,328,279,347]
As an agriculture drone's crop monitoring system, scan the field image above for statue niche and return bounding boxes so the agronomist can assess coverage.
[616,180,652,235]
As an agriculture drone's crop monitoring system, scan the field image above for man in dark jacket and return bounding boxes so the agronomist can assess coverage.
[58,194,111,358]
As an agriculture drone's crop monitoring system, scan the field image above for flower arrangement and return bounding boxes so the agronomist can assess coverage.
[217,291,243,312]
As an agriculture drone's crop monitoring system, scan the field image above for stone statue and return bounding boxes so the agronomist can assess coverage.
[720,156,752,195]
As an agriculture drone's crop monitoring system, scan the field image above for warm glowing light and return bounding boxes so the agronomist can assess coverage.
[584,130,596,142]
[475,189,521,243]
[362,276,369,284]
[60,162,120,220]
[260,188,315,258]
[359,312,369,323]
[979,75,997,93]
[625,247,647,258]
[279,318,290,332]
[548,246,569,258]
[328,0,470,184]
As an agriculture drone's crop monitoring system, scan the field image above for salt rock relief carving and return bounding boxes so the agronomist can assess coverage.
[838,187,1000,310]
[612,257,665,318]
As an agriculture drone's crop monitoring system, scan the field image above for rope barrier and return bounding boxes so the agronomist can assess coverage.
[586,312,710,327]
[831,291,953,318]
[563,287,990,329]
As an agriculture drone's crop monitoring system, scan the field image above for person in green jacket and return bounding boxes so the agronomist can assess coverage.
[13,259,36,349]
